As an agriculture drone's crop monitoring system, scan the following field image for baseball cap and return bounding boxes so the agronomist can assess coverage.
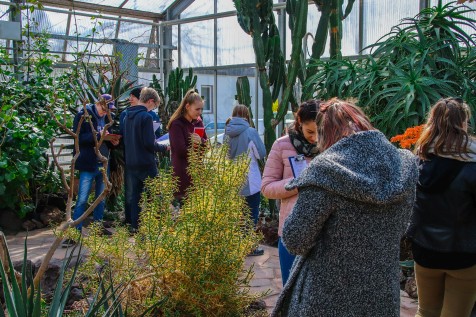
[100,94,116,109]
[130,87,142,100]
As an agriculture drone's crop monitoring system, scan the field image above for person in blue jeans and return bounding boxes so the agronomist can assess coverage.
[64,94,119,247]
[224,104,266,256]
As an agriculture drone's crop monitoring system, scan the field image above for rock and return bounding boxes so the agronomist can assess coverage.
[34,255,85,299]
[0,209,23,234]
[22,219,37,231]
[404,276,418,299]
[35,258,63,299]
[13,259,36,276]
[39,206,64,226]
[31,218,45,229]
[66,286,84,307]
[243,299,267,316]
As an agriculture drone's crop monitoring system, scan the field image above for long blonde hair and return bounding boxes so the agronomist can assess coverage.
[167,89,203,129]
[415,97,471,160]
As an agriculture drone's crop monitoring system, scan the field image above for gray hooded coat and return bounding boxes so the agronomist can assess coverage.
[225,117,266,196]
[271,131,418,317]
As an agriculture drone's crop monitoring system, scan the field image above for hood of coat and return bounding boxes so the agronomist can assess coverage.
[286,130,418,205]
[125,105,147,119]
[225,117,249,138]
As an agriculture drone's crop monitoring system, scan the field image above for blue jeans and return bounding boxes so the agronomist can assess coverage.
[124,166,157,230]
[245,191,261,226]
[278,237,296,286]
[73,167,106,231]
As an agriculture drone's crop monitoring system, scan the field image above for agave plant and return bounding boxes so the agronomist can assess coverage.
[303,0,476,137]
[0,233,129,317]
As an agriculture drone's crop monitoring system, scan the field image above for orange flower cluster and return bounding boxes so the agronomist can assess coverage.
[390,124,425,149]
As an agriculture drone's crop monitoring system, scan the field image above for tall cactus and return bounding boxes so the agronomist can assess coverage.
[234,0,309,152]
[235,76,255,125]
[310,0,355,61]
[234,0,285,152]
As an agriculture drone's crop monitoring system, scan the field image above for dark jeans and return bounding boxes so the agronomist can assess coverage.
[124,166,157,230]
[245,191,261,226]
[279,237,296,286]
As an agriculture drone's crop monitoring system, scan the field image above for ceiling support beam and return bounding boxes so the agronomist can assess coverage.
[38,0,163,20]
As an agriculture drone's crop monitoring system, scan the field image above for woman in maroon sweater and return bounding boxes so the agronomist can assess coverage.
[167,89,207,201]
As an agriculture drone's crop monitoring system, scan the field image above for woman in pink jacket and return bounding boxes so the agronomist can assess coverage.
[261,100,320,285]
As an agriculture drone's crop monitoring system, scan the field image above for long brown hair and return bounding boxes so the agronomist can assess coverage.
[167,89,202,129]
[415,97,471,160]
[316,98,374,151]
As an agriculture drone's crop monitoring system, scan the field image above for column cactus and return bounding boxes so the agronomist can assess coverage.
[234,0,308,152]
[234,0,285,152]
[310,0,356,61]
[235,76,255,125]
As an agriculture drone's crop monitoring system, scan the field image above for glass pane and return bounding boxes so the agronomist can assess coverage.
[137,46,148,67]
[181,0,213,18]
[122,0,176,14]
[362,0,420,53]
[180,20,214,68]
[209,67,263,133]
[65,42,113,63]
[171,25,178,69]
[0,5,8,21]
[22,10,69,35]
[47,38,65,52]
[118,22,152,43]
[69,15,116,39]
[171,25,179,69]
[217,16,254,66]
[137,71,160,86]
[217,0,235,13]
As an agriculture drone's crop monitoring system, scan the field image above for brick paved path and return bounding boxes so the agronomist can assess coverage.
[6,228,419,316]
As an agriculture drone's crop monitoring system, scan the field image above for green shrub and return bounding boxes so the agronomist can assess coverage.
[79,144,262,316]
[304,1,476,136]
[0,34,77,217]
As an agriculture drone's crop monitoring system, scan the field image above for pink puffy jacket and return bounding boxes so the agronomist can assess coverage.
[261,135,313,236]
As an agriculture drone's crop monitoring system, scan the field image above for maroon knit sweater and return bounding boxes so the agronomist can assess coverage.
[168,116,207,199]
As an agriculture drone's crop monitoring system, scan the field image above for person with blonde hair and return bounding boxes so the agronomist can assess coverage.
[168,89,207,201]
[272,98,418,317]
[225,104,266,256]
[407,97,476,317]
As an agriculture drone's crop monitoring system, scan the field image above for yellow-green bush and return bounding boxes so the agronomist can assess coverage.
[79,144,262,316]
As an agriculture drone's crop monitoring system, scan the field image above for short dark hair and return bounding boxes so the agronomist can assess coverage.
[130,87,142,99]
[294,99,320,132]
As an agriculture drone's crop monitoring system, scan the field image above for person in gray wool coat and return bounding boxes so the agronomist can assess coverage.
[271,98,419,317]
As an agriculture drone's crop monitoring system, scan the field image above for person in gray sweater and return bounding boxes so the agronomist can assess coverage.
[271,98,419,317]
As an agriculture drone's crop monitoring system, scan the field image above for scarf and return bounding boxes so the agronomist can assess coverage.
[288,128,319,158]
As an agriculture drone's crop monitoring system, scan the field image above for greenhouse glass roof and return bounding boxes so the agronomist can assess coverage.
[59,0,178,14]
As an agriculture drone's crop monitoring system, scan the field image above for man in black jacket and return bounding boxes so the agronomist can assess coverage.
[122,87,167,232]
